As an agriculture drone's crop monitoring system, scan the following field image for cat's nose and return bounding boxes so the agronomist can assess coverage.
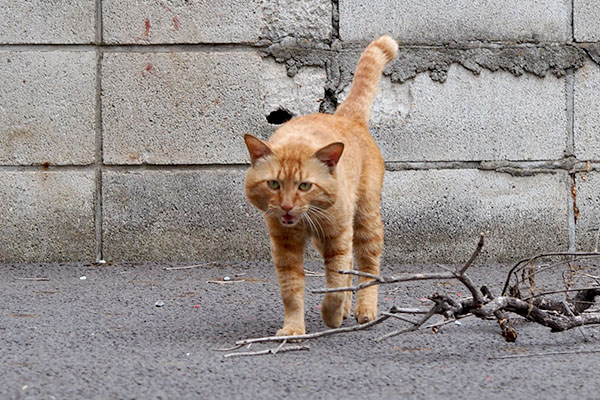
[281,203,293,212]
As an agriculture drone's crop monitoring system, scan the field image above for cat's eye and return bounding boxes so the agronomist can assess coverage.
[267,180,280,190]
[298,182,312,191]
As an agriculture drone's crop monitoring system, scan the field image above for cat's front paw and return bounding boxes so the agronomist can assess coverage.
[354,304,377,324]
[276,325,305,337]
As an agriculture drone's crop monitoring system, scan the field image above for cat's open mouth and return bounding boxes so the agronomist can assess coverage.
[280,213,299,226]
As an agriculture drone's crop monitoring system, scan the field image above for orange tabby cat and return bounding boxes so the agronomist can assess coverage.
[244,35,398,336]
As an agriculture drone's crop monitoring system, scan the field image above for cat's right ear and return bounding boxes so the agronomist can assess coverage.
[244,134,272,166]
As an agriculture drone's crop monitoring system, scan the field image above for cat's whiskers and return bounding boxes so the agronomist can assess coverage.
[308,205,334,225]
[301,213,321,241]
[305,209,327,240]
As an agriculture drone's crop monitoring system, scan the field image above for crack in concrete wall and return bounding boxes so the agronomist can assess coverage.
[261,40,595,111]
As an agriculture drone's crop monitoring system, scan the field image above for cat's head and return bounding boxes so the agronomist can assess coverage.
[243,134,343,227]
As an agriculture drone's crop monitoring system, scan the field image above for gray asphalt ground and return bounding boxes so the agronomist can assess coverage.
[2,261,600,400]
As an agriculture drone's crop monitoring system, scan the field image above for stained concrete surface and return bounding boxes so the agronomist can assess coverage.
[1,262,599,399]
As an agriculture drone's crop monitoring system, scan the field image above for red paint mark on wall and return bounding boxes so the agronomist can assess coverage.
[142,63,154,76]
[173,16,180,30]
[144,18,151,36]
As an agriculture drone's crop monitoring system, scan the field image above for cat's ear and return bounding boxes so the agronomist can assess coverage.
[244,134,272,165]
[314,142,344,173]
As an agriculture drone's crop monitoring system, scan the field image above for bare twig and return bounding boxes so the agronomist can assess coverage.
[272,339,287,354]
[312,271,461,294]
[502,252,600,296]
[489,349,600,360]
[163,263,211,271]
[206,280,246,284]
[389,306,431,314]
[457,233,485,276]
[15,277,50,281]
[338,270,385,282]
[235,314,391,346]
[223,345,309,358]
[425,314,474,330]
[382,312,419,325]
[522,286,600,301]
[313,234,486,305]
[214,344,245,352]
[376,307,439,342]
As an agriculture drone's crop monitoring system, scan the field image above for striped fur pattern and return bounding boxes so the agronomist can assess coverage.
[244,36,398,336]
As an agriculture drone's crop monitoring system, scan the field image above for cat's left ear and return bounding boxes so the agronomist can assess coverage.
[314,142,344,173]
[244,134,272,166]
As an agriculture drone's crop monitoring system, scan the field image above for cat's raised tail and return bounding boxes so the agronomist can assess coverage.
[334,35,398,124]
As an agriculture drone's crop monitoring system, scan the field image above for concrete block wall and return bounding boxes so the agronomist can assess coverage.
[1,1,599,264]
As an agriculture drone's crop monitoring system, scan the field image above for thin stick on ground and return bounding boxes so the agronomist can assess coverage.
[223,345,310,359]
[234,314,391,346]
[388,306,431,314]
[382,312,419,325]
[488,349,600,360]
[14,277,50,281]
[376,307,439,342]
[163,263,212,271]
[206,279,246,284]
[214,343,245,352]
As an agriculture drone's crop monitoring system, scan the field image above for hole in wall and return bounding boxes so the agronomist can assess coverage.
[266,108,293,125]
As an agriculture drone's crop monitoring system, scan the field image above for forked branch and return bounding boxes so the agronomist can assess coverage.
[222,235,600,356]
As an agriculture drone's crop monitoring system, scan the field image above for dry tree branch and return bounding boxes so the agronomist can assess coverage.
[473,296,600,332]
[501,252,600,296]
[312,234,486,305]
[222,235,600,356]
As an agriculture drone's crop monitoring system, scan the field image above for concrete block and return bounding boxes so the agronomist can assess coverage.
[339,0,569,43]
[345,65,567,162]
[574,0,600,42]
[0,51,96,165]
[102,0,332,44]
[0,0,95,44]
[102,168,569,264]
[102,169,271,261]
[574,62,600,160]
[0,171,96,262]
[575,172,600,252]
[381,170,569,263]
[101,52,325,165]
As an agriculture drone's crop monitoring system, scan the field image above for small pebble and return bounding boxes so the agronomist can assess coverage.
[223,276,231,281]
[454,320,462,326]
[80,276,87,280]
[155,300,165,307]
[97,260,106,264]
